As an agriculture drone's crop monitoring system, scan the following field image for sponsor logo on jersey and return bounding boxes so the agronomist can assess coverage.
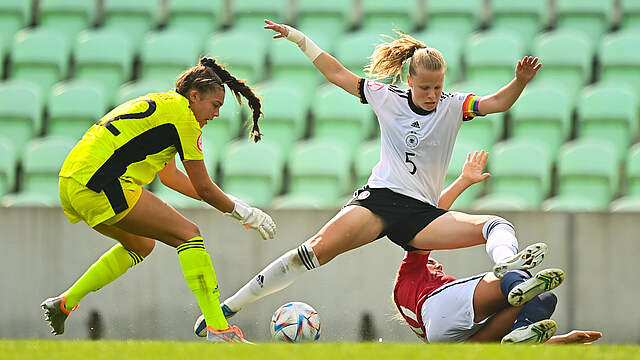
[357,190,371,200]
[405,133,419,149]
[367,81,385,91]
[411,121,420,128]
[256,274,264,288]
[197,134,203,152]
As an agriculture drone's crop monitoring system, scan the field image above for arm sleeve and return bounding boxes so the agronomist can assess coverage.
[175,115,204,161]
[358,78,391,110]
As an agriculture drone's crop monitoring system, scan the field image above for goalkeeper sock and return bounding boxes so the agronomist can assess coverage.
[499,269,531,299]
[224,243,319,312]
[62,244,144,310]
[513,292,557,330]
[177,237,228,330]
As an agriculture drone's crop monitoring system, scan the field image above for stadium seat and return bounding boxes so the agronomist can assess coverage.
[360,0,420,33]
[530,30,593,105]
[115,80,170,106]
[311,85,374,159]
[103,0,160,48]
[273,140,351,209]
[576,84,638,163]
[425,0,484,44]
[220,140,283,208]
[269,40,323,105]
[8,137,75,206]
[230,0,287,40]
[201,89,244,162]
[473,139,551,210]
[334,31,383,78]
[295,0,352,41]
[610,144,640,212]
[0,81,43,156]
[354,140,380,188]
[151,155,207,209]
[139,30,201,85]
[48,82,107,141]
[0,0,32,52]
[165,0,223,43]
[444,139,484,210]
[39,0,97,39]
[10,29,71,99]
[599,31,640,101]
[543,140,618,211]
[254,82,307,159]
[204,29,267,84]
[74,29,134,106]
[465,30,525,86]
[555,0,613,44]
[0,137,17,197]
[412,30,463,85]
[621,0,640,31]
[488,0,548,51]
[509,85,573,161]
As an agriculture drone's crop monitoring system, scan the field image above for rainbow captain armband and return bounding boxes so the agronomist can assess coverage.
[462,94,482,120]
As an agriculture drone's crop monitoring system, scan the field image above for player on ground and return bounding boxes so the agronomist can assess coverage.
[41,56,275,343]
[393,151,602,344]
[201,19,543,322]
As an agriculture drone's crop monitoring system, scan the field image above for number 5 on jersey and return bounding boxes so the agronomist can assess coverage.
[405,152,417,175]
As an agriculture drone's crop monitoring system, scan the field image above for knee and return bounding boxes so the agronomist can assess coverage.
[538,291,558,313]
[138,238,155,258]
[307,235,331,265]
[482,216,515,239]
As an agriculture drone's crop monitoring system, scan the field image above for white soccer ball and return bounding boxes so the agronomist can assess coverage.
[270,302,321,343]
[194,314,207,337]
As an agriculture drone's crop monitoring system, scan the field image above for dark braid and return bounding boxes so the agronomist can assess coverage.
[200,57,264,143]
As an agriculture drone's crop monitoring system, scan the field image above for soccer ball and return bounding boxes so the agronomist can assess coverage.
[270,302,321,343]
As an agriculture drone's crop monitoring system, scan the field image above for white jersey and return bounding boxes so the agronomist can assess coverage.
[358,78,482,206]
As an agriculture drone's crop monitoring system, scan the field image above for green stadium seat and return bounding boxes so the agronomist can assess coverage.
[205,29,267,84]
[269,40,323,105]
[220,140,283,208]
[140,30,201,85]
[621,0,640,31]
[555,0,614,44]
[610,144,640,212]
[334,31,382,78]
[47,81,107,141]
[311,85,373,159]
[444,139,484,210]
[0,81,43,156]
[254,82,307,159]
[165,0,224,44]
[472,194,529,211]
[103,0,160,48]
[355,139,380,188]
[465,30,525,86]
[74,29,134,106]
[473,139,551,210]
[10,29,71,99]
[272,139,351,209]
[39,0,97,39]
[576,84,638,163]
[201,89,244,162]
[509,85,572,161]
[7,136,75,206]
[0,136,17,197]
[412,30,463,85]
[543,140,618,211]
[599,31,640,101]
[231,0,287,40]
[488,0,548,51]
[360,0,420,33]
[151,155,207,209]
[425,0,484,44]
[295,0,352,41]
[115,80,170,106]
[530,30,593,105]
[0,0,32,52]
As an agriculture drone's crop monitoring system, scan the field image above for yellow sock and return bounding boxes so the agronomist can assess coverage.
[177,237,229,330]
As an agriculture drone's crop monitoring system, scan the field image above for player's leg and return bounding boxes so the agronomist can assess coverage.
[467,306,521,342]
[221,205,385,316]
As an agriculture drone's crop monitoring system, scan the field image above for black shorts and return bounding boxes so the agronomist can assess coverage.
[345,186,448,251]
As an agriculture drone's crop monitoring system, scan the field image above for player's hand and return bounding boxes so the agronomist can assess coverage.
[547,330,603,344]
[226,198,276,240]
[515,56,542,83]
[264,19,289,39]
[460,150,491,184]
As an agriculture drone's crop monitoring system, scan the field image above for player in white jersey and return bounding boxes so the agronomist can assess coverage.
[195,19,544,325]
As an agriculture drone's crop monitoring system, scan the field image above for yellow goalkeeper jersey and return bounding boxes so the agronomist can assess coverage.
[59,91,203,192]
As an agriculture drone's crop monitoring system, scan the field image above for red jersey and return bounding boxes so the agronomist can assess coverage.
[393,251,457,340]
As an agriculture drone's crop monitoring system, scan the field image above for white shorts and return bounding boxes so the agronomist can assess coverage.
[421,273,490,343]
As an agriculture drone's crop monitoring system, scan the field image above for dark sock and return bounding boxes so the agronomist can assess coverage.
[513,292,558,329]
[499,270,531,299]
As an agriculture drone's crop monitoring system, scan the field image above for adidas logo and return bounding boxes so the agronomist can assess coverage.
[411,121,420,128]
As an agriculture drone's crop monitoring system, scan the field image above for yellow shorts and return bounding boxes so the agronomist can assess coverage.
[59,176,143,228]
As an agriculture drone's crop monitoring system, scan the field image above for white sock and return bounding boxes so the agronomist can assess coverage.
[483,218,518,263]
[223,243,320,312]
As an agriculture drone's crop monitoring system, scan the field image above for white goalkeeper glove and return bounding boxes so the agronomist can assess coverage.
[225,197,276,240]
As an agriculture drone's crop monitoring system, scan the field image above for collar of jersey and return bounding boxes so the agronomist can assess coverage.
[407,90,434,116]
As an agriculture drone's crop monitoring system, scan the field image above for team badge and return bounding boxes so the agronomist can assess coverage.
[405,133,419,149]
[357,190,371,200]
[197,134,203,152]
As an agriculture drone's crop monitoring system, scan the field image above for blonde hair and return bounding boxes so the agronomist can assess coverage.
[364,31,447,84]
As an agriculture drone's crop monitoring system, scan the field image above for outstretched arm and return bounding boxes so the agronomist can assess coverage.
[477,56,542,115]
[438,150,491,210]
[264,19,360,97]
[546,330,603,344]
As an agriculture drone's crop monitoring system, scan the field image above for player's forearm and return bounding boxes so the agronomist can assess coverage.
[490,77,528,112]
[195,182,235,213]
[438,176,474,210]
[160,169,201,200]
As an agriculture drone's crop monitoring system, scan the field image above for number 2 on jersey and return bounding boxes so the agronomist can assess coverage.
[405,152,417,175]
[98,99,157,136]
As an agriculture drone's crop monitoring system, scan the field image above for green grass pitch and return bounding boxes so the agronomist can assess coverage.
[1,341,639,360]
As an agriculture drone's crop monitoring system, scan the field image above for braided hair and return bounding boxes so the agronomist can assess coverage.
[176,56,263,142]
